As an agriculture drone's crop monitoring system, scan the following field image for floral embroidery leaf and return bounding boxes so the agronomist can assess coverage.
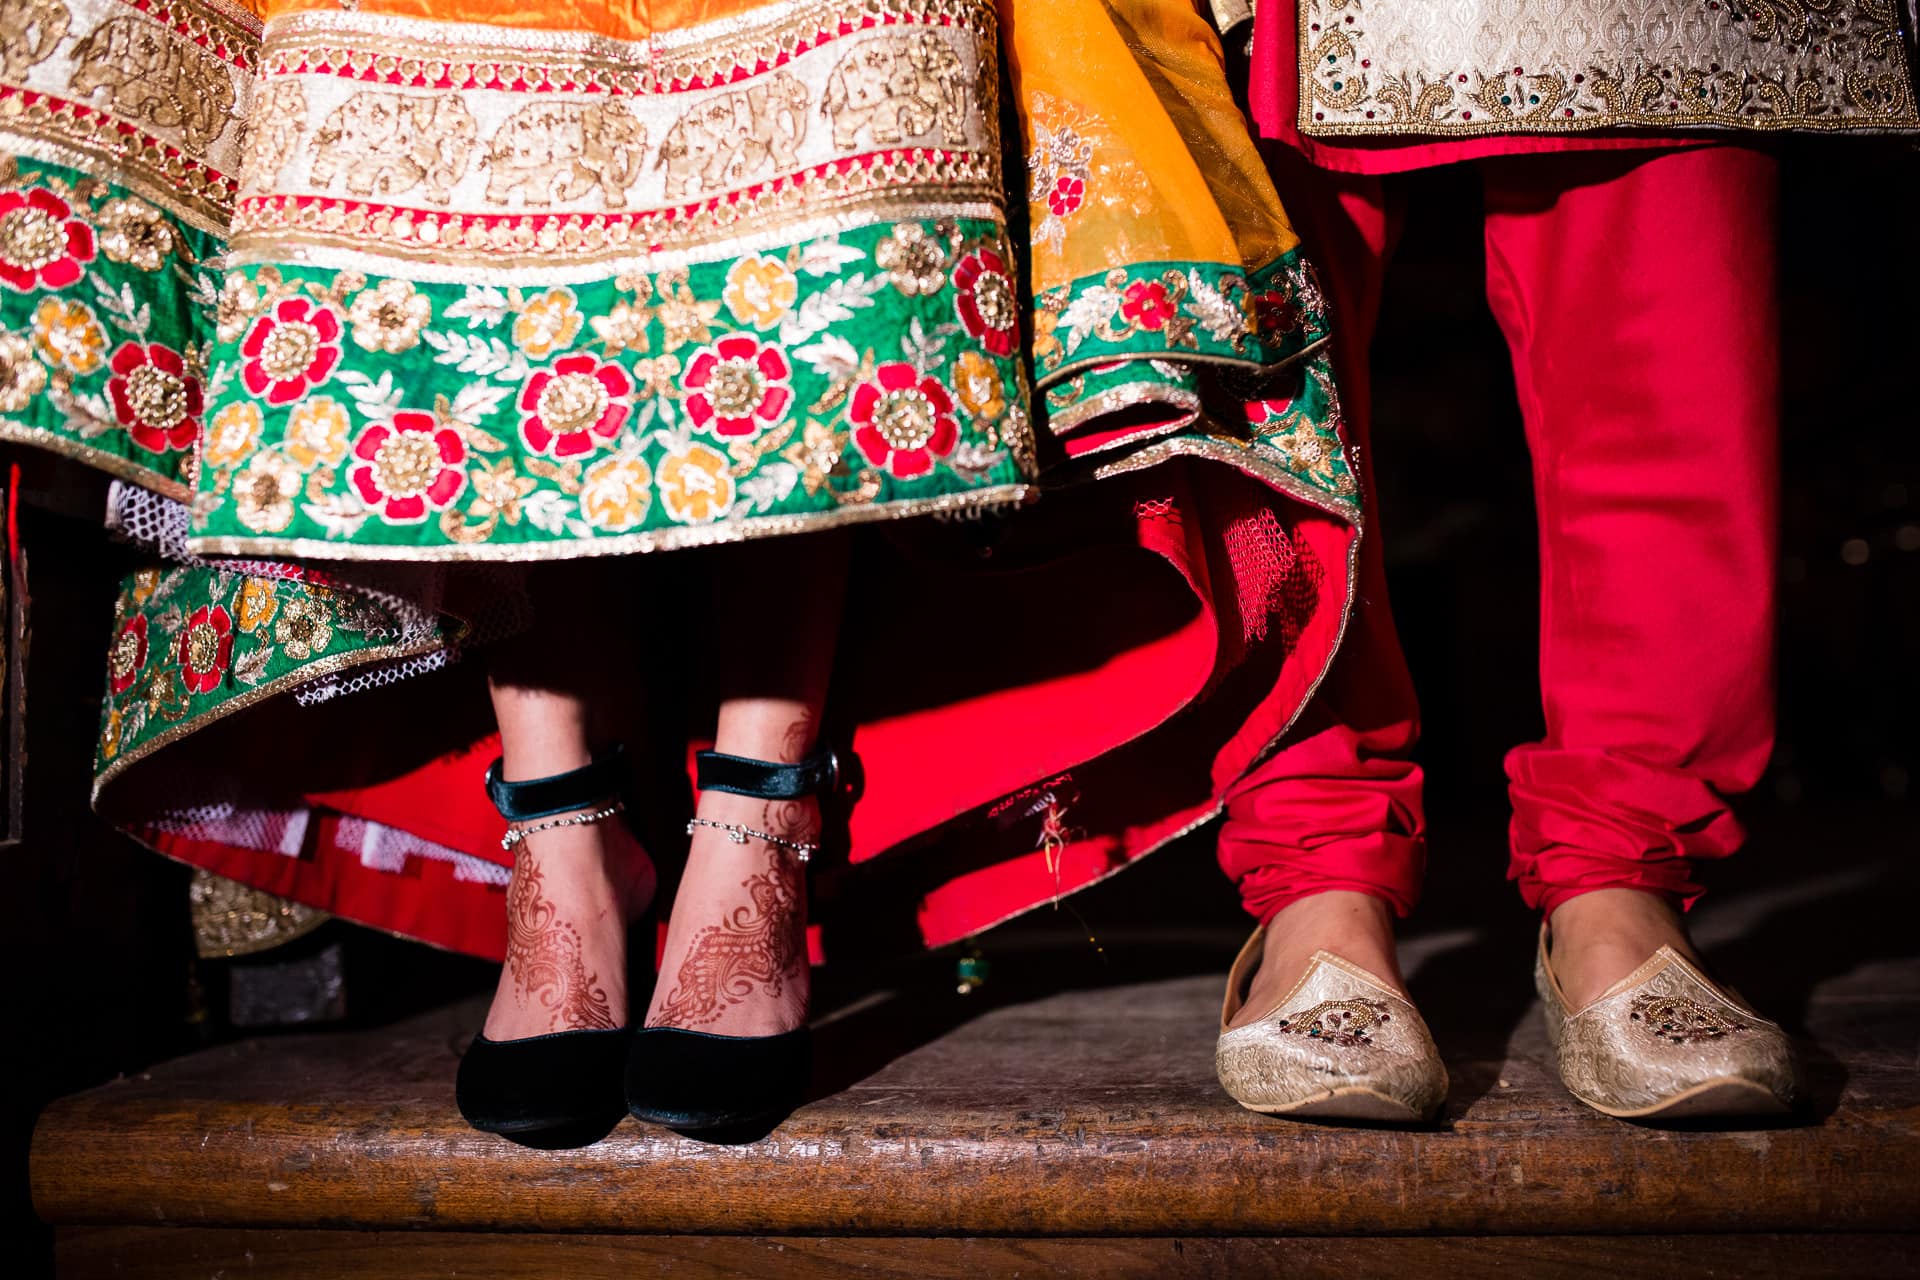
[1059,285,1121,355]
[336,369,403,420]
[232,645,272,687]
[777,274,888,346]
[738,461,800,513]
[1185,271,1247,345]
[445,285,511,329]
[520,488,592,538]
[792,333,861,381]
[303,493,371,540]
[792,238,865,277]
[421,330,531,382]
[89,276,151,338]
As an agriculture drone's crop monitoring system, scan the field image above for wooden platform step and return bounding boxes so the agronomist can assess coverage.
[31,932,1920,1276]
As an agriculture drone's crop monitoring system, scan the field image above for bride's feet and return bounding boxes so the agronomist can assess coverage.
[1227,891,1404,1030]
[645,788,814,1038]
[483,816,654,1042]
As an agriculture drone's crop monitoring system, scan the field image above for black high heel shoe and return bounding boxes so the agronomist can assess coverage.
[626,745,841,1136]
[456,747,650,1149]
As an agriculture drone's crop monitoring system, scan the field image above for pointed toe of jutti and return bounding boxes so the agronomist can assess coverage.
[1534,929,1801,1123]
[1214,928,1449,1125]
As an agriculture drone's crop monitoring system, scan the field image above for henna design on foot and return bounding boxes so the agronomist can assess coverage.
[655,850,805,1029]
[503,857,618,1032]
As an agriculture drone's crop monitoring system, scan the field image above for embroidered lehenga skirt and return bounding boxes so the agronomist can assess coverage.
[2,0,1363,960]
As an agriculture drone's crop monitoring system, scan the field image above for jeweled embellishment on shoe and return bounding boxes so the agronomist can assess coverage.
[1628,993,1750,1045]
[1275,998,1390,1047]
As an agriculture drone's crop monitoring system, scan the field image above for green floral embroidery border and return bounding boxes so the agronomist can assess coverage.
[0,158,221,498]
[188,218,1038,559]
[95,564,456,786]
[1031,249,1329,388]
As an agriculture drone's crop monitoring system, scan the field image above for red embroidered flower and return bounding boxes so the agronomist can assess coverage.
[0,188,95,292]
[1251,288,1299,335]
[240,297,342,405]
[1047,176,1085,218]
[105,342,202,452]
[850,362,959,480]
[108,615,148,694]
[518,353,632,458]
[952,248,1019,358]
[682,335,793,439]
[348,411,467,524]
[1120,279,1177,332]
[177,605,234,696]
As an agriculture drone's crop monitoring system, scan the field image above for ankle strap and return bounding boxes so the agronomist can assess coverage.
[695,746,841,800]
[485,746,630,822]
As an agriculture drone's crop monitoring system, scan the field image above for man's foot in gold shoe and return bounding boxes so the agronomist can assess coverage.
[1215,896,1447,1124]
[1536,897,1800,1123]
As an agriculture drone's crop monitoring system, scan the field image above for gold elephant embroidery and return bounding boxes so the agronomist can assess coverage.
[821,31,969,152]
[69,14,237,152]
[0,0,70,83]
[658,72,809,200]
[308,90,478,204]
[483,100,647,209]
[239,80,309,190]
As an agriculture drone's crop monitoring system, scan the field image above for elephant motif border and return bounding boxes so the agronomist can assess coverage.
[236,0,1004,281]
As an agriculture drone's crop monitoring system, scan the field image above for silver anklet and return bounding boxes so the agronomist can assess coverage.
[686,817,818,862]
[501,802,625,852]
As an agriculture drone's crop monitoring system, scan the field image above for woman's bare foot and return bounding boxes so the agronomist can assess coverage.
[1227,890,1404,1029]
[1546,887,1699,1010]
[646,788,813,1039]
[483,818,653,1042]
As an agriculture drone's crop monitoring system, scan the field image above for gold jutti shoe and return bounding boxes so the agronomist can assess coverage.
[1215,927,1448,1123]
[1535,928,1800,1121]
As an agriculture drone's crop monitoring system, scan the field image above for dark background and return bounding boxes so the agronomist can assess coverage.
[5,142,1916,1265]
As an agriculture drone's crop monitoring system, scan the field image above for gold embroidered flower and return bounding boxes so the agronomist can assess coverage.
[273,593,333,661]
[578,454,652,532]
[722,255,799,330]
[511,287,583,358]
[467,458,537,523]
[631,353,682,401]
[99,706,123,761]
[348,278,432,354]
[215,273,260,345]
[0,330,47,413]
[233,450,303,533]
[656,442,733,524]
[284,396,350,470]
[652,273,721,349]
[590,300,650,355]
[96,198,175,271]
[31,297,107,375]
[876,224,949,296]
[128,567,162,606]
[235,577,279,633]
[952,350,1005,421]
[203,401,263,469]
[784,419,844,495]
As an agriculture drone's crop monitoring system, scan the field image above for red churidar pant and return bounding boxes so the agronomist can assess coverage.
[1218,144,1781,922]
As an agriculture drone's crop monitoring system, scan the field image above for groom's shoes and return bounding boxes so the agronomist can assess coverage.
[1535,926,1800,1121]
[1215,926,1449,1123]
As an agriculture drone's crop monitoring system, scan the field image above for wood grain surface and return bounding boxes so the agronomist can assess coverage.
[29,937,1920,1239]
[51,1227,1920,1280]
